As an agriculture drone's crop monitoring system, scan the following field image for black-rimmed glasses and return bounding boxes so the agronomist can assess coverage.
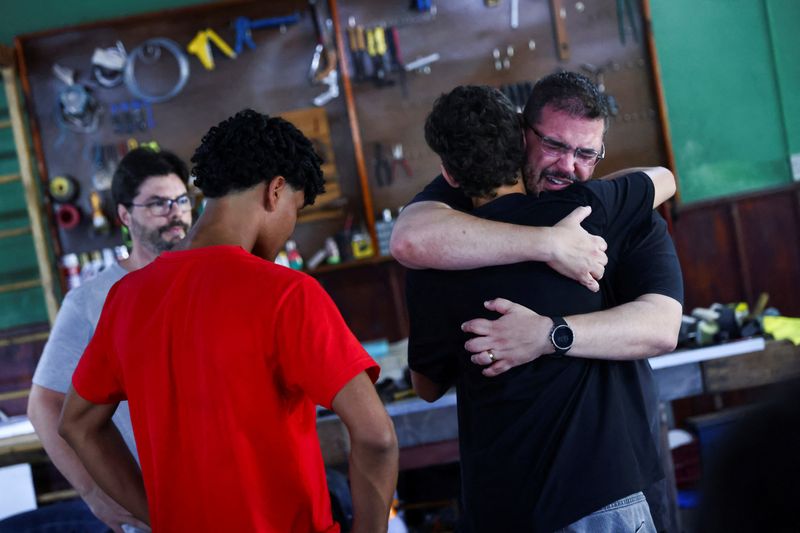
[130,194,194,216]
[524,119,605,167]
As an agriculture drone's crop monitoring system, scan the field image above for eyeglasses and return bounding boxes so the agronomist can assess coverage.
[130,194,194,216]
[526,121,605,167]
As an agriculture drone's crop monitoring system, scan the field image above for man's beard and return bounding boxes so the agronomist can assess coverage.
[523,162,578,194]
[133,219,189,254]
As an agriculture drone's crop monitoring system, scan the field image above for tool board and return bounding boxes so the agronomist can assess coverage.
[14,0,668,291]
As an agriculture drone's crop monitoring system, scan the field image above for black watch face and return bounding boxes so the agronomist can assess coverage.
[553,324,574,350]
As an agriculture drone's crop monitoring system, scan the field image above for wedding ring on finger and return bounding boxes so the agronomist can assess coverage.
[488,350,496,363]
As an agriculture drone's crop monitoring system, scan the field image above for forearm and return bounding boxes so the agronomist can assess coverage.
[28,386,101,497]
[333,373,399,533]
[63,420,149,524]
[391,202,554,270]
[567,294,681,360]
[59,390,149,525]
[348,434,399,533]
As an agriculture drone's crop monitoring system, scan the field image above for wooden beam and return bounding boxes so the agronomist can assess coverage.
[0,226,31,239]
[0,331,49,348]
[0,388,30,402]
[2,66,59,323]
[0,45,13,68]
[0,279,41,294]
[329,0,378,248]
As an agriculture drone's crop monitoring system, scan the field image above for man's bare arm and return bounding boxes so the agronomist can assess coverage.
[58,387,149,526]
[28,385,149,533]
[462,294,681,376]
[391,202,607,292]
[332,372,399,533]
[598,166,676,209]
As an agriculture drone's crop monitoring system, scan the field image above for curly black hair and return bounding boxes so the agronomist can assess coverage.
[522,71,610,132]
[112,147,189,207]
[191,109,325,205]
[424,85,524,199]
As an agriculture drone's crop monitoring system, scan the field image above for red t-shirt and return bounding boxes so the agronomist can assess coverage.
[73,245,379,533]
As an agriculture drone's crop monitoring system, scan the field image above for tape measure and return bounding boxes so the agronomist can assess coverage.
[56,203,81,230]
[50,175,79,203]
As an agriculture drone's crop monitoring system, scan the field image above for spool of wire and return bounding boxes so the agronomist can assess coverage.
[124,38,190,103]
[49,175,79,203]
[56,204,81,230]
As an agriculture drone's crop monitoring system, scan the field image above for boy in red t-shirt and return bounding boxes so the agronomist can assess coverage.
[59,109,399,533]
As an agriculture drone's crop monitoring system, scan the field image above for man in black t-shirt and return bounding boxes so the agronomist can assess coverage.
[397,73,684,533]
[407,86,682,532]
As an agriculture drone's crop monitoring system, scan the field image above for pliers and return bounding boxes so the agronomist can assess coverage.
[374,142,392,187]
[391,144,413,180]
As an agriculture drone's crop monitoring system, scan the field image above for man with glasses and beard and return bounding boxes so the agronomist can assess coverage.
[393,72,683,532]
[15,148,192,533]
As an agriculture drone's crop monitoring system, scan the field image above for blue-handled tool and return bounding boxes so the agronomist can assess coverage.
[234,13,301,55]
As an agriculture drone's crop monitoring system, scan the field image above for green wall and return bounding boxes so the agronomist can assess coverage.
[767,0,800,156]
[0,89,50,328]
[0,0,212,45]
[651,0,800,203]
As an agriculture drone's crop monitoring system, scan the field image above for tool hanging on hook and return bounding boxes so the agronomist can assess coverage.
[616,0,641,44]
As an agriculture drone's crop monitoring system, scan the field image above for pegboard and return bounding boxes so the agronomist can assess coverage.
[336,0,666,216]
[16,0,364,271]
[15,0,668,288]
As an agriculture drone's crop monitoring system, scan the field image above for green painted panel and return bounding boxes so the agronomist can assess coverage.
[767,0,800,157]
[0,0,214,45]
[651,0,792,203]
[0,181,26,212]
[0,287,49,329]
[0,233,39,273]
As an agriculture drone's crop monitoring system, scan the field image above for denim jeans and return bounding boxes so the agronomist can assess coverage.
[555,492,656,533]
[0,498,110,533]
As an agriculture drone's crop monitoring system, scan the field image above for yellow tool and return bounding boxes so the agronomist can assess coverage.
[374,27,388,56]
[89,191,110,234]
[187,28,237,70]
[366,28,376,58]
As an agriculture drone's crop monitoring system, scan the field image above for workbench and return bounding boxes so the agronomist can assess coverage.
[3,338,799,474]
[317,337,800,469]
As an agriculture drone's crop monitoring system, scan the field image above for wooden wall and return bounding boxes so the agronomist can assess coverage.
[672,182,800,316]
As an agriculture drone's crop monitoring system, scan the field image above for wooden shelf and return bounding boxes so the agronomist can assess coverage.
[306,254,397,276]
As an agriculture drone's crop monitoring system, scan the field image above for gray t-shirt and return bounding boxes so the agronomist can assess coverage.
[33,262,138,461]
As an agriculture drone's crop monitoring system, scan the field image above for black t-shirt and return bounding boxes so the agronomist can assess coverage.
[406,174,680,532]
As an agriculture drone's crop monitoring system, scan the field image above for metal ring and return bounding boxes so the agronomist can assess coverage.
[488,350,496,363]
[124,38,190,104]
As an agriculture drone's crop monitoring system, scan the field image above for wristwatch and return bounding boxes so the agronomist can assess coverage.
[548,316,574,357]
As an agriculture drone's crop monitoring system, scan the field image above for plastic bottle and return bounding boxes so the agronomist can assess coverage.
[274,251,290,268]
[79,252,95,283]
[89,250,103,276]
[102,248,116,270]
[375,208,395,256]
[63,253,81,290]
[285,240,304,270]
[114,245,130,261]
[325,237,341,265]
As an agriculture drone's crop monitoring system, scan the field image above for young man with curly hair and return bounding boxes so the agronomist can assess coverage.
[58,110,399,533]
[406,85,679,532]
